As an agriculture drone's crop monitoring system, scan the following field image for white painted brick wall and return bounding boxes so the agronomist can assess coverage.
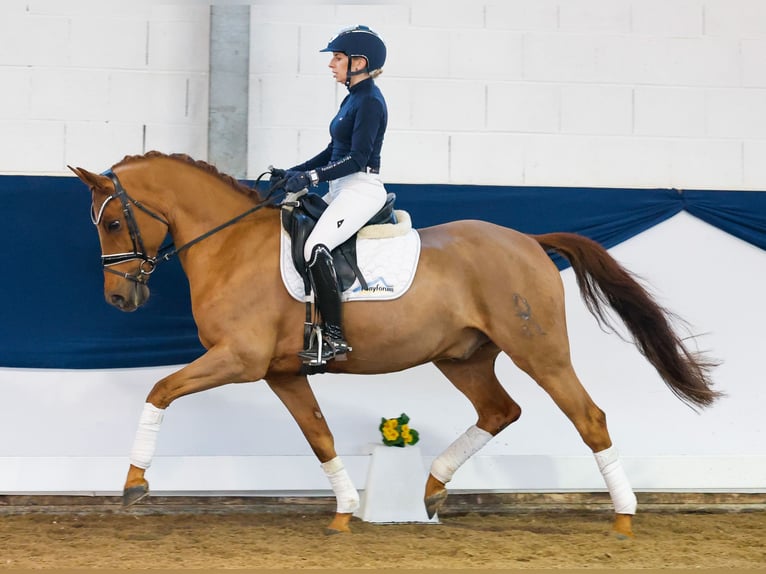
[0,2,209,175]
[1,0,765,191]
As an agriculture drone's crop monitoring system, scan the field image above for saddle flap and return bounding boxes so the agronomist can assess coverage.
[279,191,399,293]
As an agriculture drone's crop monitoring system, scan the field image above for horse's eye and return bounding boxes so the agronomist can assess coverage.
[107,220,122,232]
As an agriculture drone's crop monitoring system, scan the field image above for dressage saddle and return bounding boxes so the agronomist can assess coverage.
[280,191,398,293]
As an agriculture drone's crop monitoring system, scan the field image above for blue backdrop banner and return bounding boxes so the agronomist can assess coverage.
[1,175,764,368]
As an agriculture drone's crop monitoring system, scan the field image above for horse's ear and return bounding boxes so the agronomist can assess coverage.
[67,166,112,193]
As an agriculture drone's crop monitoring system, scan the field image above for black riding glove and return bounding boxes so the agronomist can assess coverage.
[285,171,312,193]
[268,167,287,188]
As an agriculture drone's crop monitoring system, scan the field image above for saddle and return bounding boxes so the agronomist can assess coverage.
[280,191,398,293]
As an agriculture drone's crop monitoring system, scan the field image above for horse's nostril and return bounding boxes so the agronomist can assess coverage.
[110,293,126,308]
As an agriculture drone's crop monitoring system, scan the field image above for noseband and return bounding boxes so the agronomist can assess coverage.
[92,169,278,284]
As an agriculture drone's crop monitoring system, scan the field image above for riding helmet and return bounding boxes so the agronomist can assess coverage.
[320,24,387,73]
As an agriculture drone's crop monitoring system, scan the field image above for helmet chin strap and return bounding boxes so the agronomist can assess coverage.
[344,57,368,87]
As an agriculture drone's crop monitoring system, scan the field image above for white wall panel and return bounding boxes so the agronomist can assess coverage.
[450,132,526,184]
[0,69,31,119]
[335,4,411,27]
[0,121,64,173]
[485,0,559,31]
[0,2,208,172]
[634,87,706,137]
[522,135,673,188]
[0,14,70,67]
[742,39,766,87]
[108,72,207,124]
[667,139,742,188]
[144,124,208,159]
[381,131,449,183]
[522,33,605,83]
[69,18,148,69]
[560,85,633,135]
[488,83,559,133]
[631,0,703,37]
[251,22,300,76]
[248,127,299,173]
[447,30,524,80]
[389,28,451,79]
[250,75,336,129]
[743,140,766,187]
[410,80,485,131]
[65,122,144,170]
[30,69,110,121]
[148,19,210,72]
[558,0,632,33]
[1,0,765,189]
[706,88,766,138]
[376,77,414,130]
[410,0,485,29]
[703,0,766,37]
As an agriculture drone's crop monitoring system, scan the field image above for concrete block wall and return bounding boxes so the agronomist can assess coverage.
[0,1,210,175]
[1,1,764,191]
[250,0,766,190]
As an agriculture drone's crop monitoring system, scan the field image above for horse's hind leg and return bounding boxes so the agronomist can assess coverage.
[426,344,522,518]
[522,358,637,538]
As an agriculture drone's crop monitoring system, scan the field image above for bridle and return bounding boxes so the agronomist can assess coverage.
[92,169,280,284]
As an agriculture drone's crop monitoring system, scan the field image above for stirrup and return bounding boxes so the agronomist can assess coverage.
[298,326,351,365]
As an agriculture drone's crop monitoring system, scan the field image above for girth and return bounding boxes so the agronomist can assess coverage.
[280,192,398,292]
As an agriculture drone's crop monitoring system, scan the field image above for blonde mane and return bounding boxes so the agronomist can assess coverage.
[113,151,264,201]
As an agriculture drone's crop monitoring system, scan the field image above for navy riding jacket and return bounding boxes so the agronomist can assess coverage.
[291,78,387,182]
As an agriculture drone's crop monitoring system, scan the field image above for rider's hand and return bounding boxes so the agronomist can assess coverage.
[269,167,286,179]
[284,171,312,193]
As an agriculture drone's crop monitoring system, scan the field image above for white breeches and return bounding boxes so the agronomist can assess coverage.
[303,171,387,261]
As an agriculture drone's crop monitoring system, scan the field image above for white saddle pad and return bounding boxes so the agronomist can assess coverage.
[280,210,421,302]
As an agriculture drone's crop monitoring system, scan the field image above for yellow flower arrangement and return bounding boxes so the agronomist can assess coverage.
[379,413,420,447]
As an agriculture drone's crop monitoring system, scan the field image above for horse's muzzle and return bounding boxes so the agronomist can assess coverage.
[107,282,150,312]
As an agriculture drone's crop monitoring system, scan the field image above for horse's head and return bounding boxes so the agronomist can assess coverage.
[69,165,169,312]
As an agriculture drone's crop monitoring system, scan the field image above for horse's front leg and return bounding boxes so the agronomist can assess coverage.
[266,373,359,534]
[123,345,254,506]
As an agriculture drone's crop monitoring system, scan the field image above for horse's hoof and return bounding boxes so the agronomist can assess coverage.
[424,490,448,519]
[122,484,149,507]
[324,526,350,536]
[325,512,353,534]
[611,513,635,539]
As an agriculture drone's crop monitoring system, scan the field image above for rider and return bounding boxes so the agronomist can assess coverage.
[274,25,389,363]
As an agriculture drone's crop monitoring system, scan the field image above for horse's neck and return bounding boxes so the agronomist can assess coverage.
[162,172,262,247]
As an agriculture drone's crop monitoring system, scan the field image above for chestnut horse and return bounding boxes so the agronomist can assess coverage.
[70,151,719,538]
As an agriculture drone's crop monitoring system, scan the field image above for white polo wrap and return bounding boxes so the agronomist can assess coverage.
[321,456,360,514]
[430,424,493,484]
[594,445,637,515]
[129,402,165,469]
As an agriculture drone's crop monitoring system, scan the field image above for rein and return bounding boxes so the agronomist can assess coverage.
[93,169,281,283]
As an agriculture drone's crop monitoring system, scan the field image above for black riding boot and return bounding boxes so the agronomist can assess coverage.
[298,244,351,363]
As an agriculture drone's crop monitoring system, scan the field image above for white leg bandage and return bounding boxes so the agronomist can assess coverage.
[594,445,637,515]
[322,456,360,514]
[129,403,165,469]
[430,425,493,484]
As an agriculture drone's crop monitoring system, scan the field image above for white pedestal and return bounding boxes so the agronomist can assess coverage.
[354,445,440,524]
